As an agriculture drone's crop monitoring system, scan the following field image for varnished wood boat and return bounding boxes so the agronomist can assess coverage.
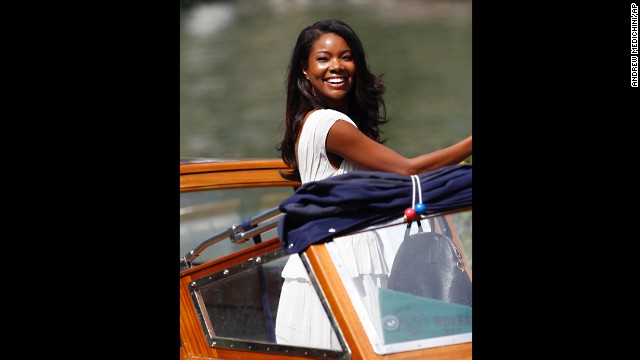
[180,157,472,360]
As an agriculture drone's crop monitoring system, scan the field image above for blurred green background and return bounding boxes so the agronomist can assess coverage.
[180,0,471,159]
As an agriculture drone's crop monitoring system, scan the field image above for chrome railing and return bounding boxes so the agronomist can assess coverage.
[180,207,282,271]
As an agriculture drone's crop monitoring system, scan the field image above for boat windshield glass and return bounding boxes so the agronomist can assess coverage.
[181,187,293,264]
[325,210,472,355]
[188,247,348,359]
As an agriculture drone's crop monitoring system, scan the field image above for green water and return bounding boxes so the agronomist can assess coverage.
[180,0,472,159]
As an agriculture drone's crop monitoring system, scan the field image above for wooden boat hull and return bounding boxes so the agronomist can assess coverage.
[180,158,472,360]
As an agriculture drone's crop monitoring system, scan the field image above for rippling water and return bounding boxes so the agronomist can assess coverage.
[180,0,471,159]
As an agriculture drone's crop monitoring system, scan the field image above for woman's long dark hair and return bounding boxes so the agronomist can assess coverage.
[277,19,387,181]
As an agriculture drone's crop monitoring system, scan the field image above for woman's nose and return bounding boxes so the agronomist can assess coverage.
[330,59,344,71]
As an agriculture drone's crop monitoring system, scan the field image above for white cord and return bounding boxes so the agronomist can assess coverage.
[410,174,417,208]
[413,175,422,205]
[411,174,423,227]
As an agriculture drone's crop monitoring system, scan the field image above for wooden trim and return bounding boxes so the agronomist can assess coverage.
[179,237,281,278]
[180,158,300,192]
[180,274,219,359]
[181,169,297,191]
[181,158,289,174]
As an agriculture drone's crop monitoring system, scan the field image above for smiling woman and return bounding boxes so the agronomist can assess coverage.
[180,0,472,159]
[180,5,473,358]
[274,19,471,350]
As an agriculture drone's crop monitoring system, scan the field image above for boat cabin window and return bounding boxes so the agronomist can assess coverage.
[325,211,472,355]
[189,247,349,359]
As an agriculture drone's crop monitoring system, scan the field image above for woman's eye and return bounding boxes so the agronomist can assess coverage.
[316,57,328,61]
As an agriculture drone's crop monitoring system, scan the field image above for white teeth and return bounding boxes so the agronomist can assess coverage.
[326,78,345,84]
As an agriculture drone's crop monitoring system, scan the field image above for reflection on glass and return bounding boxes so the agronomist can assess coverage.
[380,289,472,343]
[326,211,472,354]
[449,211,472,269]
[190,249,346,357]
[275,253,343,350]
[198,257,287,342]
[180,187,292,264]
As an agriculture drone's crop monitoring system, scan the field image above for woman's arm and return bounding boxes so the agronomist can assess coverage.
[326,120,472,175]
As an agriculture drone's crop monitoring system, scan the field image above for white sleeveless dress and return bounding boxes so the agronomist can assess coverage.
[275,109,389,349]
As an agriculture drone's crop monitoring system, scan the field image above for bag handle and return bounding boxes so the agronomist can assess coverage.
[405,174,436,231]
[404,174,467,273]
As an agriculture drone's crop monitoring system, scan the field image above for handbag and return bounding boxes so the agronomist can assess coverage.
[387,175,472,307]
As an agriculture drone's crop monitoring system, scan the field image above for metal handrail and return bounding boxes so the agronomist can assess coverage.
[180,207,282,271]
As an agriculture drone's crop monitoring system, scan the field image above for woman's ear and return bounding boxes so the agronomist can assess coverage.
[301,68,309,80]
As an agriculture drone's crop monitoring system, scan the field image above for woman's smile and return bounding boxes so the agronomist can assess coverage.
[324,76,347,87]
